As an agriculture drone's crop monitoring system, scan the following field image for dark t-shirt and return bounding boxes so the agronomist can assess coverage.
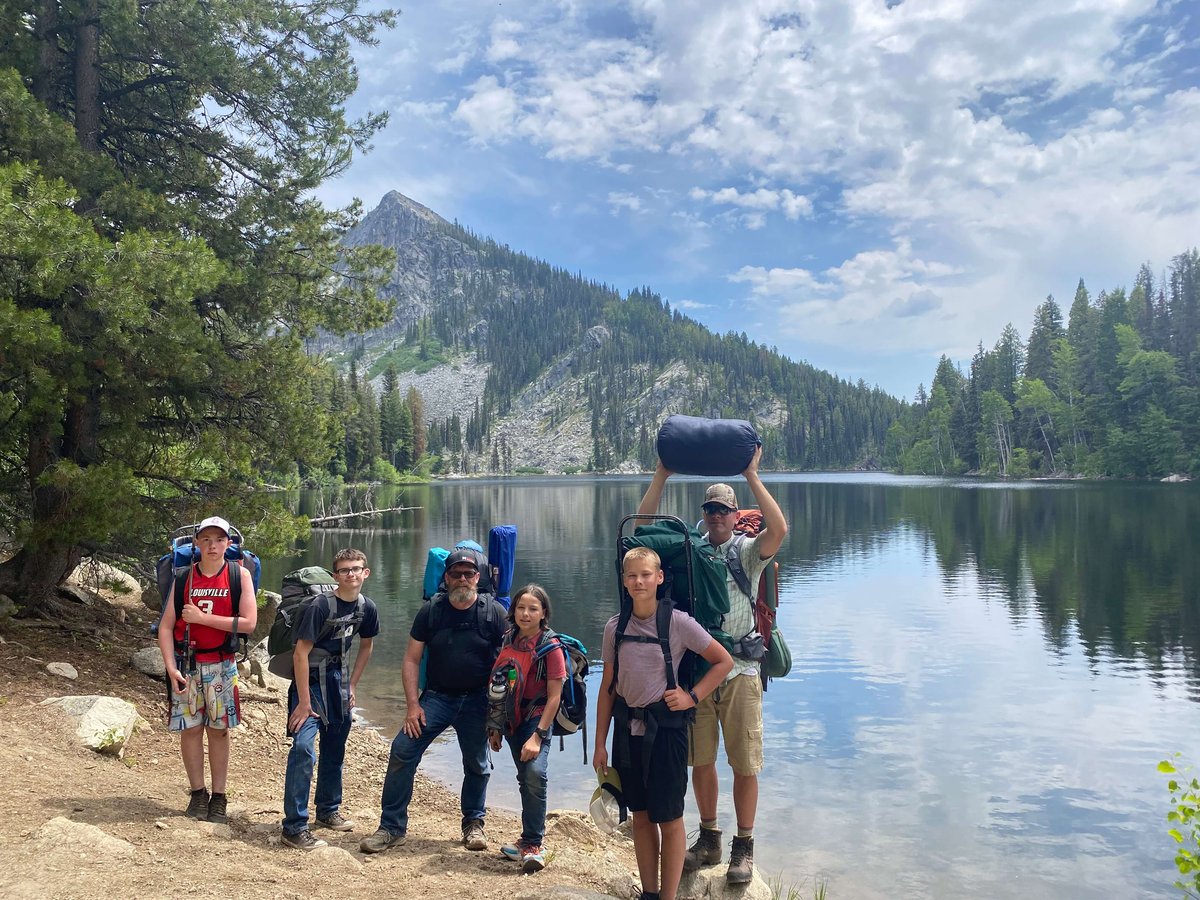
[295,592,380,660]
[412,594,506,695]
[293,592,380,722]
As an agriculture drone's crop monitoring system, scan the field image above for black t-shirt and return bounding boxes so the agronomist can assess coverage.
[292,592,379,722]
[411,593,506,695]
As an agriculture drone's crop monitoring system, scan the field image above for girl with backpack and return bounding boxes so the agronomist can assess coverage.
[487,583,566,874]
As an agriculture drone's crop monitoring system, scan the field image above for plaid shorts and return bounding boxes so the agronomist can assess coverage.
[169,657,241,731]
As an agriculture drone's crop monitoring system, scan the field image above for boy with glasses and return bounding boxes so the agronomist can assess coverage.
[637,445,788,883]
[281,548,379,850]
[362,548,507,854]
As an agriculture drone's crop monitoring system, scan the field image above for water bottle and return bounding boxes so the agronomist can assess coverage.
[488,668,508,703]
[486,667,509,733]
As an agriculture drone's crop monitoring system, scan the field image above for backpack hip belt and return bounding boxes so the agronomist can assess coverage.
[612,695,691,773]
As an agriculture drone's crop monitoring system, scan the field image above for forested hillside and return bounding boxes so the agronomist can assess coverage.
[887,253,1200,478]
[321,192,902,476]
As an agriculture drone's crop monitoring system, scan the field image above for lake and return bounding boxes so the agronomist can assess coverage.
[261,474,1200,899]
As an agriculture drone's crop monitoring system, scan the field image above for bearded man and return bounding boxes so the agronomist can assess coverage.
[361,549,507,853]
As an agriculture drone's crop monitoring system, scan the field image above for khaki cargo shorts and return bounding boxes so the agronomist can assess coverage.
[688,671,763,775]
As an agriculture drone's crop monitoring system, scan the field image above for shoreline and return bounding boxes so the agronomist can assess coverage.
[0,581,641,899]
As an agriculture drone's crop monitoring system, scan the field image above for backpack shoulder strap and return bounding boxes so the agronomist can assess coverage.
[173,568,190,621]
[608,600,635,695]
[656,600,676,692]
[228,559,242,614]
[725,534,753,599]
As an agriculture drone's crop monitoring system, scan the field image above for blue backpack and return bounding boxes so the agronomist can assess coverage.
[536,630,590,761]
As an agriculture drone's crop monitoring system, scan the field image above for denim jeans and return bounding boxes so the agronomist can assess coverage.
[283,686,352,835]
[379,688,490,835]
[506,718,551,846]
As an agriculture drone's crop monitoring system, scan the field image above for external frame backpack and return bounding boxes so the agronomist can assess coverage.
[722,511,792,686]
[267,566,354,678]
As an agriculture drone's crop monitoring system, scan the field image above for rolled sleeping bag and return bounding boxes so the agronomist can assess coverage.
[656,415,761,477]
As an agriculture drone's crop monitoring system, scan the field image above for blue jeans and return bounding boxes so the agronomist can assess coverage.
[506,718,551,846]
[379,688,490,835]
[283,686,352,835]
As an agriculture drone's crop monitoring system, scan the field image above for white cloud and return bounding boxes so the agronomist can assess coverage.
[454,76,519,141]
[691,186,813,220]
[608,192,643,214]
[332,0,1200,392]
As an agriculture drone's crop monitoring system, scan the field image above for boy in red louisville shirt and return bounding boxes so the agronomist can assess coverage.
[157,516,257,823]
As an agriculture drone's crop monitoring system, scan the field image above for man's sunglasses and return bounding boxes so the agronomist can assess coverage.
[702,503,735,516]
[446,568,479,580]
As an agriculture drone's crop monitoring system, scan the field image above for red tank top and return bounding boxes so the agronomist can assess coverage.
[173,562,235,662]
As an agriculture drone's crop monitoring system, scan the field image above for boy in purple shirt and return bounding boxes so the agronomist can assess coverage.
[593,547,733,900]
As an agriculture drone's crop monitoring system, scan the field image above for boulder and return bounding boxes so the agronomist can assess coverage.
[141,583,163,612]
[130,646,167,680]
[40,695,145,757]
[30,816,136,860]
[46,662,79,680]
[0,593,16,621]
[678,865,773,900]
[58,584,96,606]
[67,559,142,597]
[250,590,280,644]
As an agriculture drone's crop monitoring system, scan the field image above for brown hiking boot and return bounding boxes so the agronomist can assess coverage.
[683,826,722,870]
[726,835,754,884]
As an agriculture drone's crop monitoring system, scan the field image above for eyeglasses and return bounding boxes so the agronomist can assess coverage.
[446,568,478,580]
[702,504,735,516]
[334,565,365,577]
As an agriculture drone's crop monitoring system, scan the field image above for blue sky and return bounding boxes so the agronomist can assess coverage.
[319,0,1200,400]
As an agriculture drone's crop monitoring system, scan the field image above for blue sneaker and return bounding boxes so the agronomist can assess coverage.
[500,842,523,862]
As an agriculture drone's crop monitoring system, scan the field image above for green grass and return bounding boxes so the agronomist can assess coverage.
[768,872,829,900]
[366,340,450,379]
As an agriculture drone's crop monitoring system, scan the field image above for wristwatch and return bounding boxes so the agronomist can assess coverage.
[535,726,551,740]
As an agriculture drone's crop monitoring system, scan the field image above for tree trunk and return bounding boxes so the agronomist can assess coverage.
[74,0,101,152]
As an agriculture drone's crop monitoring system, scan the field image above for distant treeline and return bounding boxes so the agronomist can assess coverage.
[887,250,1200,478]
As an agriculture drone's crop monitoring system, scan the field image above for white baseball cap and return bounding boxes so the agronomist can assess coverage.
[195,516,232,538]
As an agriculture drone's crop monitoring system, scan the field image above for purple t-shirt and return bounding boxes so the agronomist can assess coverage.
[602,609,712,735]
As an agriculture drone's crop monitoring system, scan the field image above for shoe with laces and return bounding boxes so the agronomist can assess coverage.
[520,843,545,874]
[462,818,487,851]
[500,842,524,862]
[315,812,354,832]
[206,792,228,824]
[726,835,754,884]
[359,827,406,854]
[282,829,328,851]
[185,788,209,820]
[683,826,722,870]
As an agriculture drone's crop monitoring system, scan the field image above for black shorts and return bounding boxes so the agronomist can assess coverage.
[615,726,688,824]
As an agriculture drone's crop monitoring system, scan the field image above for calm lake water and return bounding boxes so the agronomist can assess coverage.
[261,474,1200,899]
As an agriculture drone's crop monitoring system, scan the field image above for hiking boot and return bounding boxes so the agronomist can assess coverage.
[315,812,354,832]
[726,835,755,884]
[206,792,228,824]
[462,818,487,851]
[185,788,209,820]
[683,826,722,870]
[282,829,328,851]
[359,827,406,854]
[520,843,546,874]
